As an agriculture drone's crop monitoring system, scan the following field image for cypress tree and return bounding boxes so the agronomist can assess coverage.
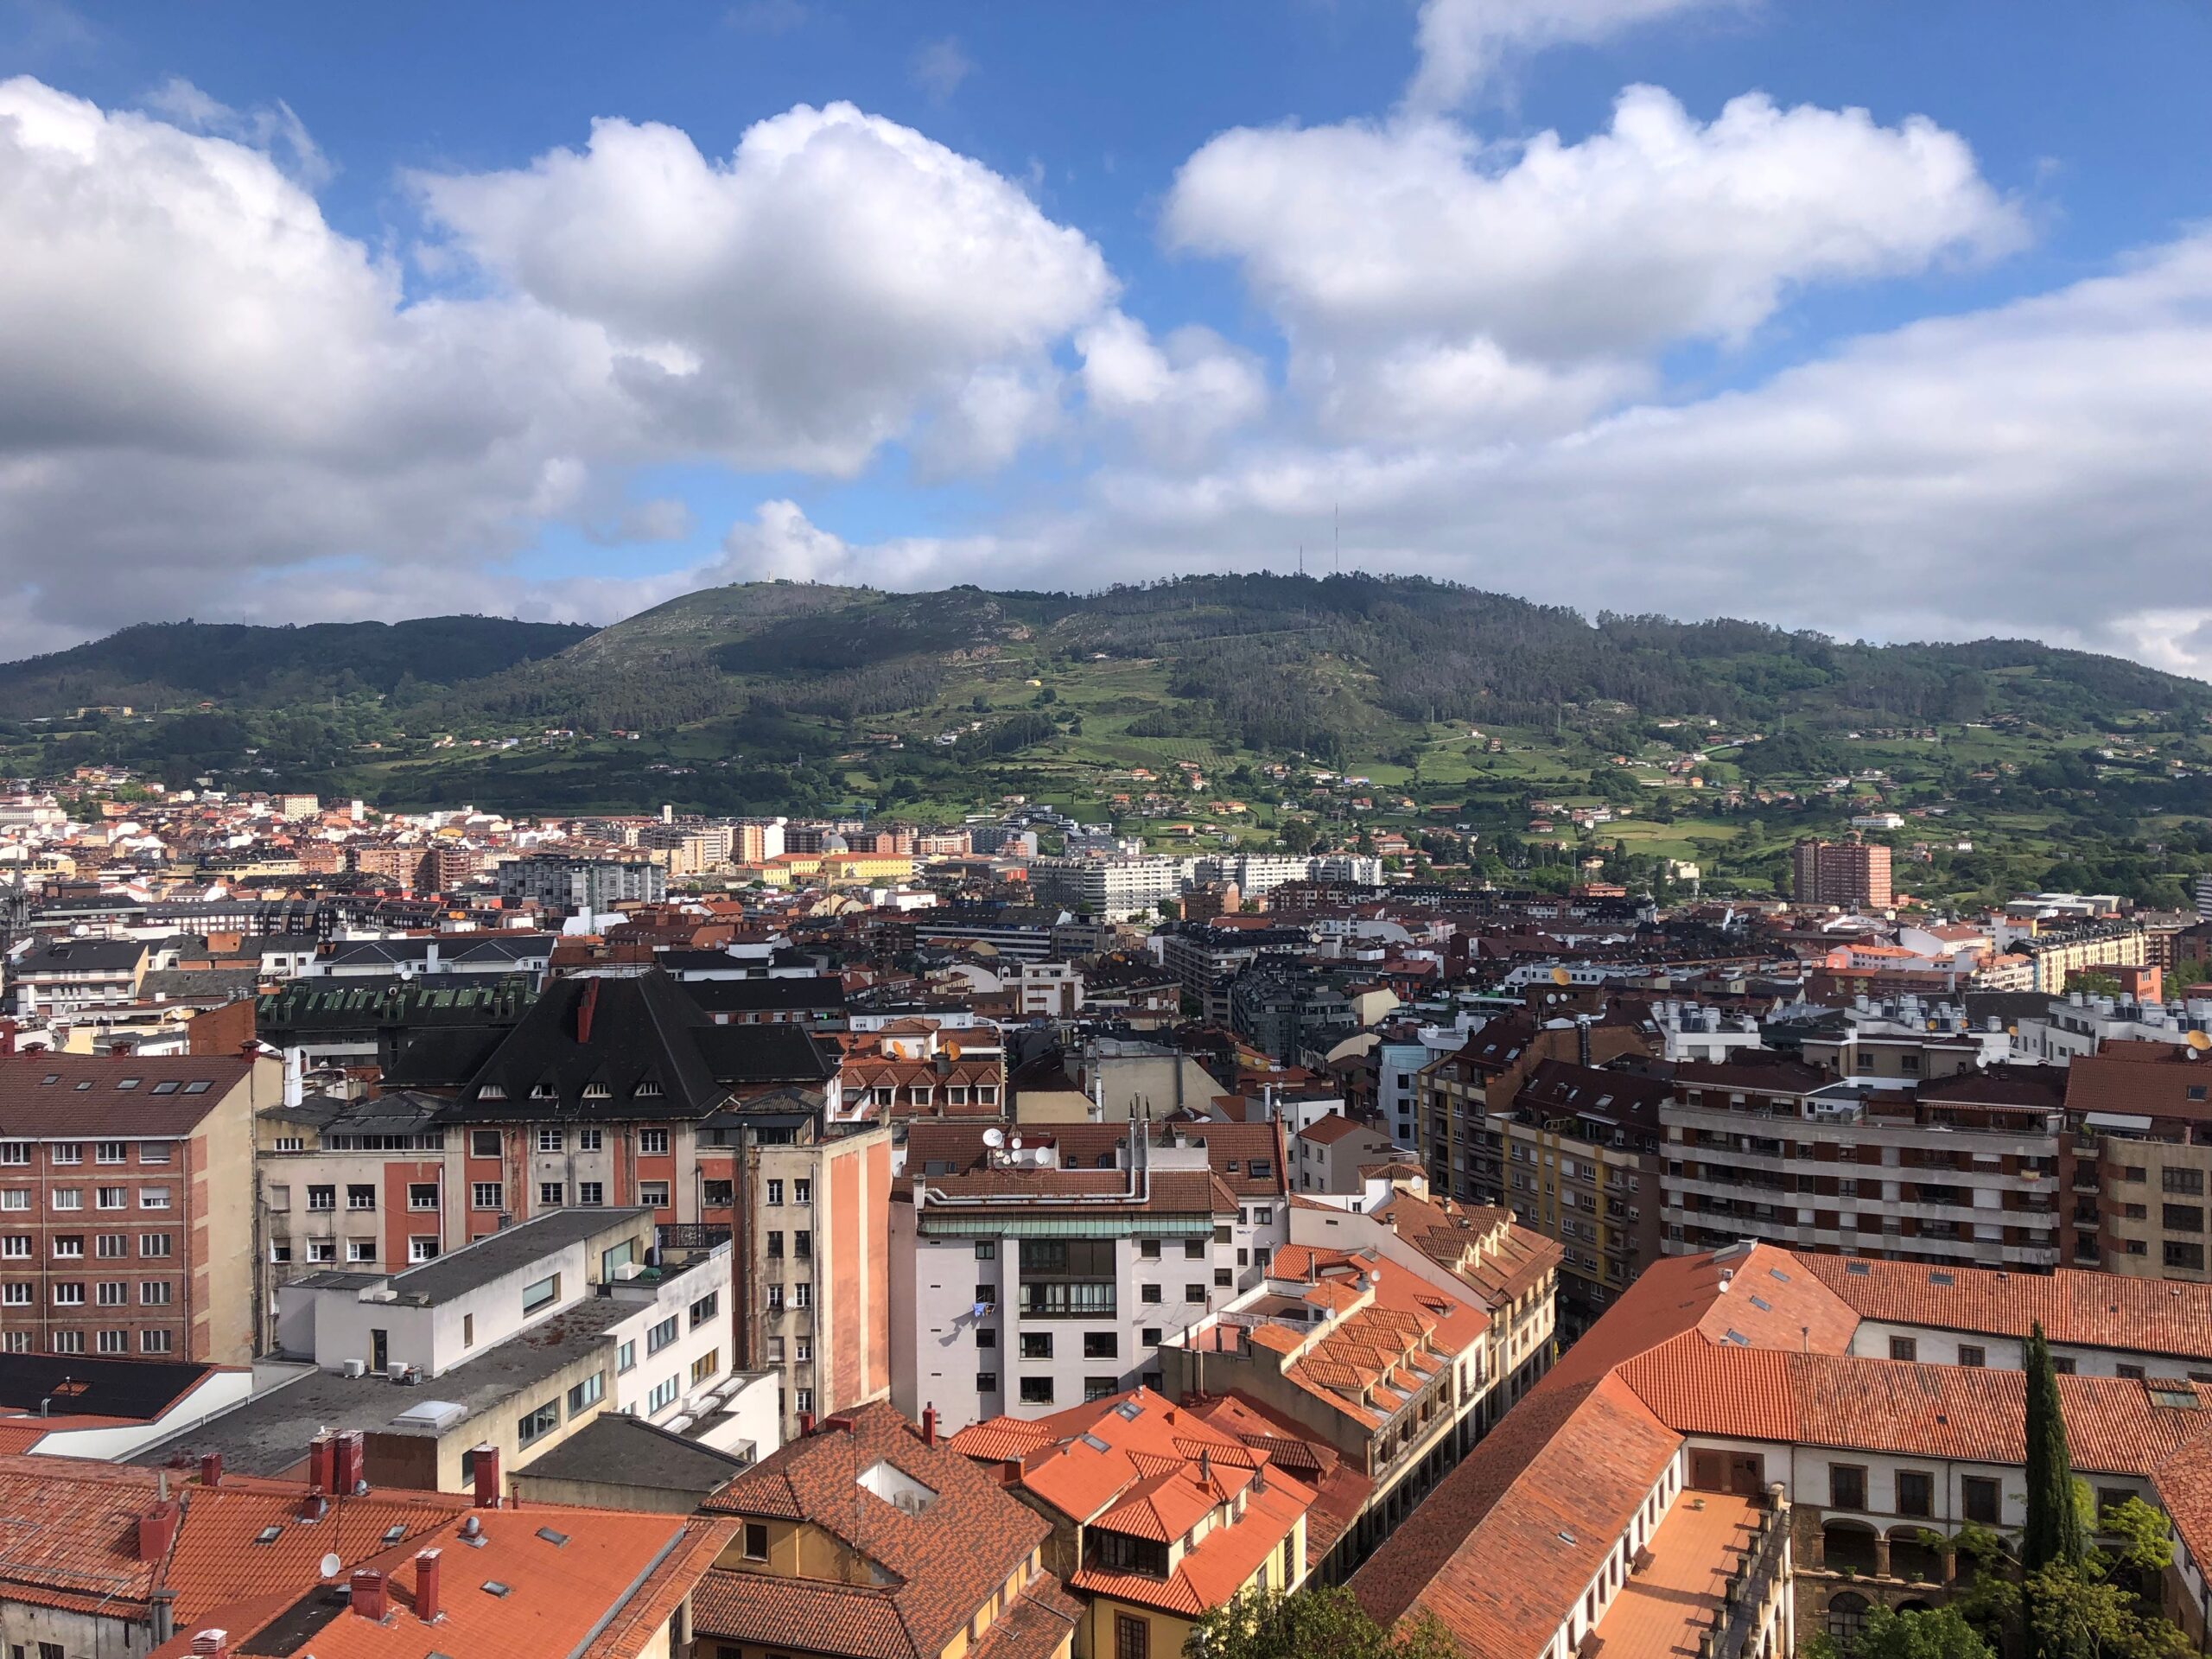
[2022,1321,2085,1571]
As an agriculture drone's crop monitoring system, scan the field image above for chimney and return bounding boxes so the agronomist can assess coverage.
[199,1452,222,1487]
[576,977,601,1046]
[189,1631,229,1658]
[1576,1014,1592,1069]
[308,1431,337,1494]
[110,1041,129,1058]
[921,1406,938,1449]
[0,1019,13,1056]
[298,1487,327,1522]
[137,1498,181,1561]
[799,1412,817,1437]
[334,1429,366,1494]
[350,1569,388,1622]
[470,1444,500,1509]
[413,1548,442,1624]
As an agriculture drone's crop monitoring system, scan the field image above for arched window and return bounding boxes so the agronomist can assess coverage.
[1827,1591,1871,1647]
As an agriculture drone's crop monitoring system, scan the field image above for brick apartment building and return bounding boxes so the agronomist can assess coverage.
[1792,837,1894,910]
[1,1050,274,1363]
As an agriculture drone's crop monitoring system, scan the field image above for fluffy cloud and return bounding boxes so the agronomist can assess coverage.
[1166,86,2020,442]
[708,498,997,589]
[1075,312,1268,459]
[412,102,1112,476]
[1408,0,1741,110]
[0,78,1116,653]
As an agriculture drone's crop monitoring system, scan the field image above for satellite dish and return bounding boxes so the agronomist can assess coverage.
[1551,966,1571,987]
[982,1127,1005,1148]
[2190,1031,2211,1053]
[318,1552,343,1581]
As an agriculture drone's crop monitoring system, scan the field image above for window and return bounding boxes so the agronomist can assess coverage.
[744,1522,770,1561]
[1116,1612,1151,1659]
[639,1181,670,1208]
[1962,1476,2001,1524]
[974,1239,996,1260]
[691,1350,721,1386]
[1830,1465,1867,1510]
[794,1387,813,1414]
[346,1185,376,1211]
[53,1282,85,1306]
[347,1240,376,1263]
[472,1182,503,1211]
[2165,1167,2207,1196]
[2119,1363,2146,1381]
[409,1184,439,1211]
[307,1185,335,1211]
[141,1330,172,1355]
[647,1315,679,1354]
[97,1142,127,1164]
[1897,1470,1935,1518]
[639,1129,669,1155]
[472,1130,501,1158]
[1959,1344,1987,1368]
[97,1280,126,1305]
[50,1143,79,1165]
[1085,1332,1119,1359]
[975,1327,998,1351]
[463,1313,475,1348]
[140,1281,171,1305]
[49,1188,80,1211]
[791,1282,812,1309]
[308,1239,336,1263]
[537,1128,563,1154]
[139,1233,172,1258]
[1,1285,27,1306]
[976,1370,1001,1393]
[138,1186,171,1211]
[2166,1240,2206,1273]
[1214,1268,1232,1287]
[767,1230,785,1259]
[578,1128,603,1152]
[52,1332,84,1354]
[647,1376,680,1414]
[690,1292,720,1328]
[273,1136,303,1154]
[2166,1205,2205,1234]
[0,1143,22,1166]
[1020,1376,1055,1405]
[410,1237,438,1263]
[1141,1327,1162,1346]
[1020,1332,1053,1360]
[1889,1336,1918,1362]
[1140,1239,1160,1260]
[1184,1283,1205,1303]
[539,1182,565,1208]
[0,1237,22,1258]
[51,1235,82,1258]
[0,1192,23,1211]
[1184,1240,1205,1260]
[1141,1283,1162,1305]
[975,1283,997,1309]
[767,1285,785,1313]
[793,1179,811,1205]
[2,1332,26,1352]
[577,1181,604,1206]
[794,1230,811,1261]
[517,1399,562,1447]
[1083,1375,1118,1402]
[617,1339,637,1373]
[766,1179,784,1206]
[521,1274,562,1317]
[568,1372,605,1413]
[99,1330,128,1354]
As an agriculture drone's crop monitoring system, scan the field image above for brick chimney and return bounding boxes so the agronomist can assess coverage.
[189,1630,229,1658]
[798,1412,816,1437]
[470,1444,500,1509]
[413,1548,442,1623]
[334,1429,365,1493]
[297,1487,327,1522]
[350,1569,388,1622]
[921,1406,938,1449]
[198,1452,222,1486]
[137,1498,181,1561]
[308,1431,336,1494]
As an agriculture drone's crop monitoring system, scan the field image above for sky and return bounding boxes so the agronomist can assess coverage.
[2,0,2209,674]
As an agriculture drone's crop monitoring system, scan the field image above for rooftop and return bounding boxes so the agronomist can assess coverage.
[379,1207,652,1306]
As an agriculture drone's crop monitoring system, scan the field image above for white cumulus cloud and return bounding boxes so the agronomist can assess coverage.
[1408,0,1745,111]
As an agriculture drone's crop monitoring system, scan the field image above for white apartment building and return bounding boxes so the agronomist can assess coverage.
[1024,855,1195,922]
[889,1121,1291,1434]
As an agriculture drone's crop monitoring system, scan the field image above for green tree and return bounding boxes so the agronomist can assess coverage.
[2024,1322,2087,1573]
[1809,1604,1994,1659]
[2023,1561,2192,1659]
[1184,1586,1458,1659]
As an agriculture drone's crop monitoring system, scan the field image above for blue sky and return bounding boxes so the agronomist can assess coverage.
[2,0,2209,671]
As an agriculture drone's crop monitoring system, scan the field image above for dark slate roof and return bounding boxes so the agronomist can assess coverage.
[13,938,146,974]
[317,933,556,969]
[378,1208,652,1306]
[254,976,537,1033]
[512,1412,751,1495]
[260,1090,448,1135]
[0,1352,217,1420]
[444,970,834,1122]
[679,977,848,1015]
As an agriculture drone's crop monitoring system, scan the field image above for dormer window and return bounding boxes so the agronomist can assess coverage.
[582,1083,612,1099]
[531,1083,556,1099]
[635,1079,663,1096]
[478,1084,506,1101]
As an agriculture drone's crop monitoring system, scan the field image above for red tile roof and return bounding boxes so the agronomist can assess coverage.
[1800,1253,2212,1359]
[0,1052,254,1136]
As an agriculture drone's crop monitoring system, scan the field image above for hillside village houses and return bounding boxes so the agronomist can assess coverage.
[3,779,2212,1656]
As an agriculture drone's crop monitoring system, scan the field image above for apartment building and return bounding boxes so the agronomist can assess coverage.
[1155,1243,1496,1581]
[950,1386,1313,1659]
[2010,918,2151,994]
[494,853,666,913]
[1025,855,1193,921]
[257,970,890,1444]
[0,1050,271,1364]
[1476,1059,1668,1332]
[1416,1014,1649,1209]
[889,1119,1292,1434]
[2061,1045,2212,1280]
[9,936,148,1014]
[695,1403,1079,1659]
[1791,836,1894,910]
[1662,1056,2066,1270]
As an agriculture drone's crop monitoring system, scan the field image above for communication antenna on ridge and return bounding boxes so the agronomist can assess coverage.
[1334,503,1340,573]
[1297,544,1304,576]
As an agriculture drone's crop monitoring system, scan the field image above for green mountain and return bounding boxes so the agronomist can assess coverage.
[5,576,2209,906]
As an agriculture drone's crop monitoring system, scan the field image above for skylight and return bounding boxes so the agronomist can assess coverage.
[1929,1272,1955,1287]
[1846,1262,1871,1276]
[1768,1268,1790,1283]
[1723,1330,1750,1345]
[1748,1295,1772,1313]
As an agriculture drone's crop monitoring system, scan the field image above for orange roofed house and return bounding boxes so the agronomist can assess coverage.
[692,1400,1082,1659]
[0,1439,729,1659]
[950,1387,1313,1659]
[1348,1238,2212,1658]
